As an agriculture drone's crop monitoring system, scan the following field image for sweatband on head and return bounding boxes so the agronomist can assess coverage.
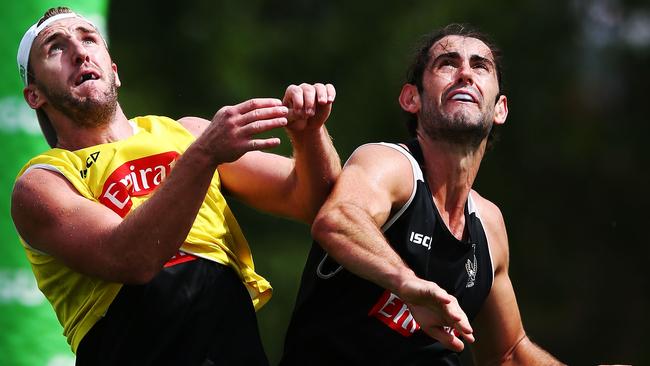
[17,12,98,85]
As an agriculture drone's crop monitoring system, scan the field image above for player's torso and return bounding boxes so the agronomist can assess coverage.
[282,142,494,365]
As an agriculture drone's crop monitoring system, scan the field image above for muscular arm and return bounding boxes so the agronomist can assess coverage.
[11,98,289,284]
[470,197,563,365]
[217,83,341,223]
[311,144,474,351]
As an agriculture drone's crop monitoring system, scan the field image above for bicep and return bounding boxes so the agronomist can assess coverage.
[11,168,122,274]
[178,116,209,137]
[218,151,296,214]
[471,269,526,364]
[470,198,526,363]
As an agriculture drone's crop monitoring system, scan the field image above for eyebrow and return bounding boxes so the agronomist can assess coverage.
[42,25,98,46]
[431,52,495,69]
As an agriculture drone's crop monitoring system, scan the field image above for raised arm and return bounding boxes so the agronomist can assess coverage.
[471,197,564,365]
[12,98,289,284]
[216,83,341,223]
[311,143,474,351]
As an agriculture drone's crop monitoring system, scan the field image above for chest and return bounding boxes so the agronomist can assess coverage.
[383,182,494,320]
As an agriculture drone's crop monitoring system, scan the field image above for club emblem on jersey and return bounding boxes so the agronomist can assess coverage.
[466,243,477,288]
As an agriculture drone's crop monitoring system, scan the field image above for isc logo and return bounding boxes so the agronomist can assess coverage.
[409,231,432,250]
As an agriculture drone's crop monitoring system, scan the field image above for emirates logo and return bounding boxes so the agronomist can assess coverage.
[99,151,179,217]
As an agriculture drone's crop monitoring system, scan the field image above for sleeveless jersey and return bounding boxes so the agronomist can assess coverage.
[16,115,272,353]
[281,141,494,365]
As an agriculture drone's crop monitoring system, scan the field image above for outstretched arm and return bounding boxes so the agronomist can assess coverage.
[12,98,289,284]
[311,143,474,352]
[216,83,341,223]
[470,197,564,365]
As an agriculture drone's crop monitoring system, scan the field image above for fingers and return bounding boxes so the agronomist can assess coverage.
[283,83,336,121]
[247,137,282,151]
[207,99,289,162]
[232,98,284,114]
[402,278,474,349]
[217,103,288,131]
[238,116,288,137]
[453,324,475,344]
[237,105,289,128]
[424,326,466,353]
[325,83,336,103]
[438,295,473,340]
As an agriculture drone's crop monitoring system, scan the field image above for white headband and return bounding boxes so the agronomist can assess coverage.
[17,12,98,85]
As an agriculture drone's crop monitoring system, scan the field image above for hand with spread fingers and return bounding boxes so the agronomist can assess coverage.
[283,83,336,132]
[203,98,290,163]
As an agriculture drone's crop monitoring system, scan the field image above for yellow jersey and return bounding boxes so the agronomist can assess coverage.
[16,115,272,353]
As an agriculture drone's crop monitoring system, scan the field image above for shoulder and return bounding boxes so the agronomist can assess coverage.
[346,143,415,173]
[14,167,79,204]
[12,167,80,231]
[336,143,418,214]
[177,116,210,138]
[346,143,417,193]
[471,190,509,271]
[471,190,505,227]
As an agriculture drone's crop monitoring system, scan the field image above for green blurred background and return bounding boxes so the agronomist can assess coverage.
[1,0,649,365]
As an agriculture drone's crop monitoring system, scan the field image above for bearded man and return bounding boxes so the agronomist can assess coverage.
[280,24,563,366]
[11,7,340,365]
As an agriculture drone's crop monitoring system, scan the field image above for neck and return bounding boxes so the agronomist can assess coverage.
[417,134,487,239]
[52,104,132,150]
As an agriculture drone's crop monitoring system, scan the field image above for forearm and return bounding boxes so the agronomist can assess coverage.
[106,141,218,282]
[312,201,416,294]
[286,126,341,222]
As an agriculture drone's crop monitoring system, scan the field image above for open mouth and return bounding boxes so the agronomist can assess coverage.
[75,71,100,86]
[450,93,475,102]
[445,87,481,106]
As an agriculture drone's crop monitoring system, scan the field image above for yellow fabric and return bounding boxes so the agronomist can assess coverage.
[17,115,272,353]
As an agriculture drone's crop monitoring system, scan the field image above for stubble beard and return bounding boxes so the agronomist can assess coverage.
[419,96,494,149]
[38,73,118,129]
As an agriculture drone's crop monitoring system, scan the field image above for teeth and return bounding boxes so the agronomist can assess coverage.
[77,73,97,85]
[451,93,473,102]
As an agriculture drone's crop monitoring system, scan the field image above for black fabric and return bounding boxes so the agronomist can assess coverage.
[281,141,493,365]
[76,258,269,366]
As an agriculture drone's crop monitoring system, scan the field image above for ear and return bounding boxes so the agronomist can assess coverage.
[493,94,508,125]
[23,85,46,110]
[398,83,421,114]
[112,63,121,88]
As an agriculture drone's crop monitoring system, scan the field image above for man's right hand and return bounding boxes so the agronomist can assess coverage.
[399,277,475,352]
[201,98,289,164]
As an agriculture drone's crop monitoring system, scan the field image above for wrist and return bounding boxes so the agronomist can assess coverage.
[286,124,326,138]
[388,266,419,299]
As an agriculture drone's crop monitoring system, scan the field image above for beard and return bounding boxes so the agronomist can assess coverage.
[419,94,494,149]
[38,73,118,129]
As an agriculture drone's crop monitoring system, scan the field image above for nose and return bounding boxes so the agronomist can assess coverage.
[70,38,90,65]
[456,61,474,85]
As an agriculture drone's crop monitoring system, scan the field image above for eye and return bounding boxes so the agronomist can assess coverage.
[436,58,457,70]
[49,43,64,55]
[473,62,490,71]
[82,37,97,45]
